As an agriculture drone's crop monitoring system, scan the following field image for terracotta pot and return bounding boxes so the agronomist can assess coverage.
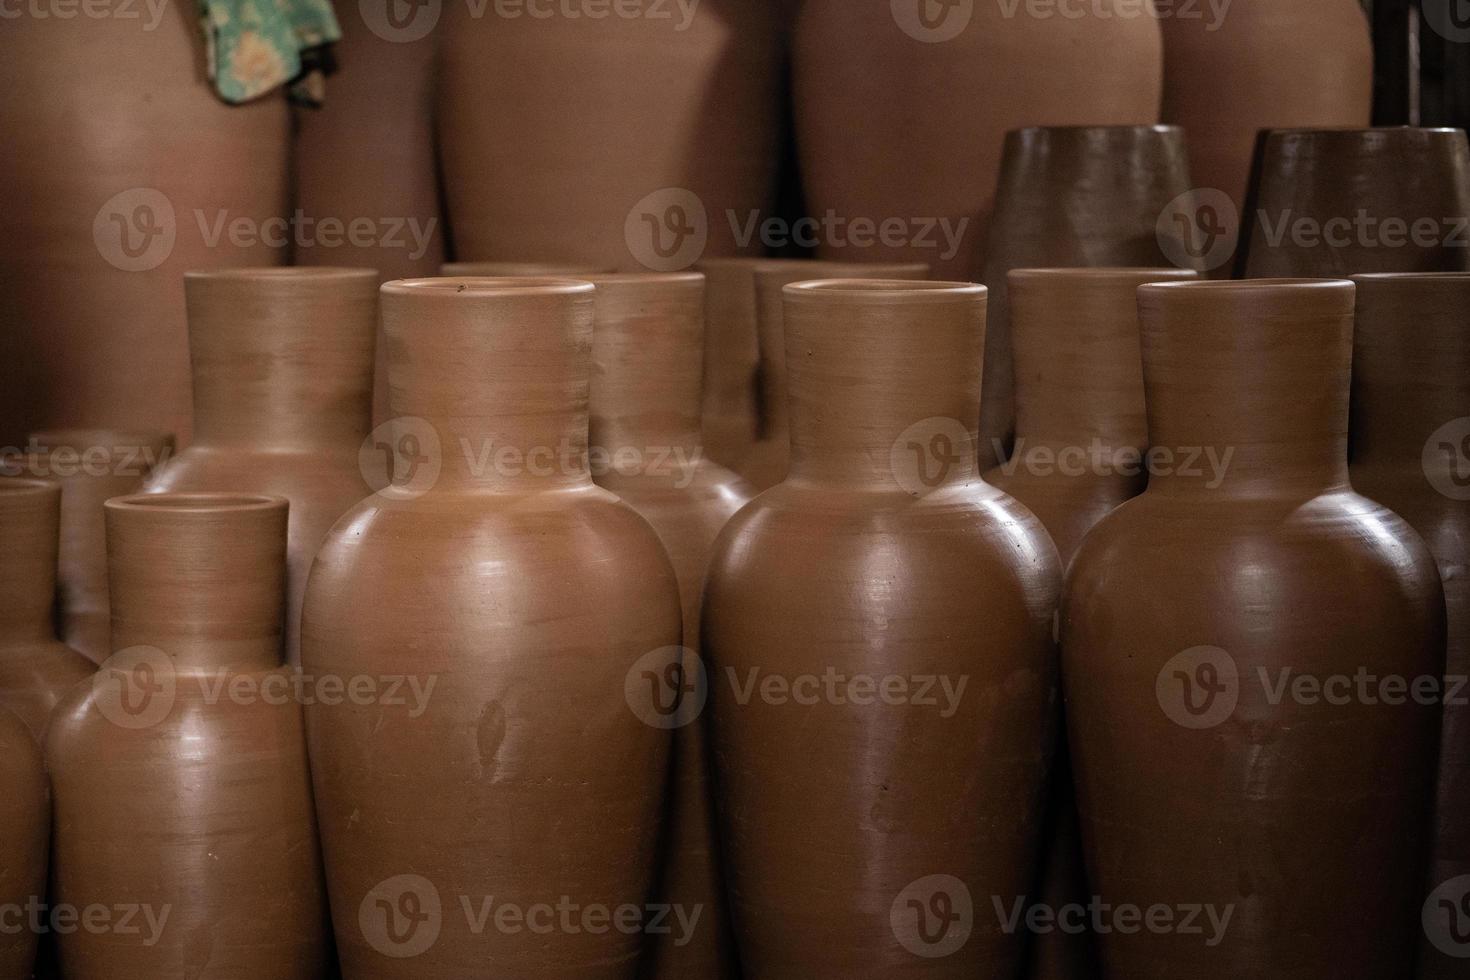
[0,705,47,978]
[0,477,94,742]
[693,258,767,470]
[1064,279,1444,977]
[1240,128,1470,279]
[703,280,1061,976]
[441,261,614,277]
[45,493,327,978]
[302,278,682,977]
[1346,273,1470,978]
[0,11,289,445]
[582,272,752,980]
[977,126,1198,470]
[1160,0,1371,221]
[745,260,930,490]
[144,268,376,666]
[438,1,785,270]
[792,0,1162,281]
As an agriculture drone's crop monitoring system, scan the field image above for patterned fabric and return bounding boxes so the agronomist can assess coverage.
[199,0,341,105]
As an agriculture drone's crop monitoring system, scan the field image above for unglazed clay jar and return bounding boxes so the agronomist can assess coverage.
[303,278,682,978]
[0,705,47,978]
[438,1,785,269]
[978,126,1197,470]
[583,273,752,980]
[1241,128,1470,278]
[745,260,930,491]
[1346,274,1470,979]
[0,478,93,741]
[144,268,376,666]
[793,0,1162,280]
[1064,280,1444,977]
[46,494,327,978]
[0,10,289,444]
[441,261,614,277]
[703,280,1061,977]
[694,258,769,470]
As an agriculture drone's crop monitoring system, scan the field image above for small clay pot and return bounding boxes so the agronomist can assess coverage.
[0,704,47,977]
[46,493,328,978]
[1240,128,1470,278]
[441,261,614,278]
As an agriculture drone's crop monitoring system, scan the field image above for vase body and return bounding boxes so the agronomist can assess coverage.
[1064,279,1443,977]
[302,278,682,978]
[695,258,768,470]
[45,493,328,978]
[745,260,930,491]
[793,0,1162,281]
[0,705,47,978]
[1240,128,1470,278]
[977,125,1197,470]
[584,273,752,980]
[438,0,785,270]
[0,13,289,445]
[144,268,376,666]
[1346,274,1470,978]
[703,280,1061,977]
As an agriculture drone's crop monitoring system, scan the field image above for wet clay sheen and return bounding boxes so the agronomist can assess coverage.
[0,706,47,977]
[1063,279,1444,977]
[703,280,1061,977]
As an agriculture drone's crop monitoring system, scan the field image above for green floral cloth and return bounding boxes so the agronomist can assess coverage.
[199,0,341,104]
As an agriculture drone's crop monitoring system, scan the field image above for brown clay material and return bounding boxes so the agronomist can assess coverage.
[745,260,930,491]
[694,258,768,471]
[0,705,47,977]
[45,493,328,978]
[441,261,614,277]
[1240,128,1470,278]
[144,267,376,666]
[977,126,1198,470]
[1346,273,1470,978]
[583,272,752,980]
[1064,279,1444,976]
[703,280,1061,976]
[303,278,682,977]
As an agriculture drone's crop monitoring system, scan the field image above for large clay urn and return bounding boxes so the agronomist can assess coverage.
[302,278,682,978]
[144,268,376,666]
[0,478,94,742]
[0,12,289,445]
[702,280,1062,977]
[745,260,930,490]
[792,0,1163,281]
[1346,273,1470,977]
[0,705,47,978]
[1240,128,1470,278]
[46,493,328,978]
[1063,279,1444,977]
[437,1,785,270]
[583,272,752,980]
[977,126,1198,469]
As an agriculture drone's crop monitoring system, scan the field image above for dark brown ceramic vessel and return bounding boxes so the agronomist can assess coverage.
[46,493,328,978]
[0,705,47,977]
[1064,279,1444,977]
[702,280,1061,977]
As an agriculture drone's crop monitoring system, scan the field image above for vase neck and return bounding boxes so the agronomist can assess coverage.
[0,479,60,641]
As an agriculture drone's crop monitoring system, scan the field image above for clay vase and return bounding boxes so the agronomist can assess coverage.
[441,261,614,277]
[745,260,931,491]
[438,1,785,269]
[0,477,93,741]
[1160,0,1372,221]
[694,258,768,471]
[0,10,289,445]
[1240,128,1470,279]
[144,268,376,666]
[0,705,47,978]
[583,272,752,980]
[703,280,1061,977]
[977,126,1198,470]
[45,493,328,978]
[792,0,1162,281]
[1063,279,1444,977]
[1345,274,1470,978]
[302,278,682,978]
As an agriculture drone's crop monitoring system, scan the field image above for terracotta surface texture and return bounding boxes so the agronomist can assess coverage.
[0,705,48,978]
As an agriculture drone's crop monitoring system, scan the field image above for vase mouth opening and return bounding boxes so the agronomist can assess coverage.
[441,262,614,277]
[1010,123,1181,138]
[1009,267,1200,286]
[1141,277,1352,293]
[579,271,705,287]
[783,279,984,305]
[185,266,378,283]
[1269,125,1461,138]
[1352,272,1470,283]
[106,493,286,516]
[0,476,57,498]
[755,260,932,279]
[385,277,597,299]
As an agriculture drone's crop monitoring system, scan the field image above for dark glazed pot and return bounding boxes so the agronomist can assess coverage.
[977,126,1197,470]
[1240,128,1470,279]
[1064,279,1444,977]
[144,268,376,666]
[703,280,1062,977]
[46,493,328,978]
[0,705,47,977]
[303,278,682,978]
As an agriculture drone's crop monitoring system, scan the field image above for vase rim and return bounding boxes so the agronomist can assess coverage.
[1265,125,1462,139]
[0,476,57,497]
[1009,123,1181,137]
[1009,267,1199,284]
[1140,277,1352,293]
[1351,272,1470,282]
[441,261,613,276]
[385,276,596,299]
[106,493,287,515]
[754,259,932,276]
[784,279,983,305]
[578,271,704,286]
[184,266,378,282]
